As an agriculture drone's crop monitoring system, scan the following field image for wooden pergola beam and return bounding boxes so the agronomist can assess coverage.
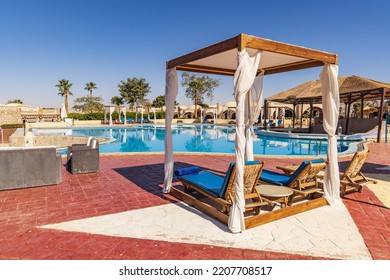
[167,36,239,69]
[177,60,327,77]
[262,60,325,75]
[176,64,236,76]
[242,34,338,64]
[167,34,338,72]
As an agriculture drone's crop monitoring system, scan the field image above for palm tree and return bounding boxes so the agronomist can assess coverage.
[55,79,73,114]
[84,82,97,113]
[84,82,97,98]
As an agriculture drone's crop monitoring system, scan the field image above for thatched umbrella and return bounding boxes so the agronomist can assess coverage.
[265,75,390,141]
[267,75,390,103]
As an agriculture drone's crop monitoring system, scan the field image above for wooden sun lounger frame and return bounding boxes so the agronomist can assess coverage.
[171,161,328,229]
[264,161,327,205]
[179,162,271,215]
[286,161,327,204]
[339,145,377,197]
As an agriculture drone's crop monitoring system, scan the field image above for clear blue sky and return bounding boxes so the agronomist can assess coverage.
[1,0,389,109]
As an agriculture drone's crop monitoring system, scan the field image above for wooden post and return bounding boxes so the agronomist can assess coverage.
[360,93,364,118]
[309,99,313,133]
[377,88,386,143]
[263,100,268,129]
[345,94,352,135]
[300,101,304,129]
[292,103,296,128]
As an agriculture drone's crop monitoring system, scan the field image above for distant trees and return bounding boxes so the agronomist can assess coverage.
[55,79,73,114]
[181,72,220,118]
[6,99,23,104]
[111,96,124,106]
[72,96,104,113]
[151,95,179,111]
[72,82,104,113]
[118,77,151,109]
[54,77,154,114]
[152,95,165,111]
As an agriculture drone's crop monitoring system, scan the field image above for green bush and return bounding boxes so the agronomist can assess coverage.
[67,110,166,121]
[0,123,24,129]
[68,112,104,120]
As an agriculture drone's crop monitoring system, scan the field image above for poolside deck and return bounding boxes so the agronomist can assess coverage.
[0,142,389,260]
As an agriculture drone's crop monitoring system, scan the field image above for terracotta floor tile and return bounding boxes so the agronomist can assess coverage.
[1,143,390,260]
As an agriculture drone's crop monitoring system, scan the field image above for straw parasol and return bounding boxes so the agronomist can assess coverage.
[362,105,378,113]
[266,75,390,142]
[266,75,390,104]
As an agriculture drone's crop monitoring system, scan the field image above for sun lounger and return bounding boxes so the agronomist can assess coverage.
[280,144,377,197]
[175,161,272,215]
[121,117,134,123]
[260,158,326,204]
[338,144,377,197]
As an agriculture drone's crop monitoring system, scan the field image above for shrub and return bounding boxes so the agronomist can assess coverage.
[68,112,104,120]
[0,123,24,129]
[67,111,166,121]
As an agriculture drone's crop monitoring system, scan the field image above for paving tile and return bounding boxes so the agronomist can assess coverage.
[0,142,389,260]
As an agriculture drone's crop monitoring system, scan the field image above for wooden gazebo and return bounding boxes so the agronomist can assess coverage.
[266,75,390,142]
[167,34,337,76]
[164,34,340,232]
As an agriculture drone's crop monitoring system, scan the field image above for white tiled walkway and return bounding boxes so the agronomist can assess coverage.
[41,202,371,260]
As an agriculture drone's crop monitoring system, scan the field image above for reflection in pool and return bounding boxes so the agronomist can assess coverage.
[32,124,362,156]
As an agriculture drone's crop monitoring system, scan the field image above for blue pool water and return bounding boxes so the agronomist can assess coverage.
[32,125,362,156]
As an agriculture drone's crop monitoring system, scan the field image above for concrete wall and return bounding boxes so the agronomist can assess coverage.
[9,134,107,148]
[311,118,380,134]
[73,120,103,126]
[0,106,23,125]
[339,118,379,134]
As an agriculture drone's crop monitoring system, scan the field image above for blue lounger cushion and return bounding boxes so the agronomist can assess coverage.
[174,166,200,177]
[180,171,226,197]
[260,169,290,186]
[260,158,325,186]
[179,160,260,198]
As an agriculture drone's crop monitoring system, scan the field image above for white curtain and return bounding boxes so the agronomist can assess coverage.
[245,69,264,161]
[120,107,127,125]
[109,107,115,125]
[320,64,342,205]
[229,49,261,233]
[272,108,277,120]
[104,107,108,123]
[60,103,67,120]
[152,108,156,123]
[163,68,178,193]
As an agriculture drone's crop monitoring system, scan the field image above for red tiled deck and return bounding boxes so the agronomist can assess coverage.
[0,142,389,260]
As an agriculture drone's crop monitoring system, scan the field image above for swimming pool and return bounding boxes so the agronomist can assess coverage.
[32,125,363,156]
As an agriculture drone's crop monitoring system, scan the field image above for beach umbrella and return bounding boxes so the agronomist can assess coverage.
[60,103,67,119]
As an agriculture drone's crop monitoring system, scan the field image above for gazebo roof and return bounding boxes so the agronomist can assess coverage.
[266,75,390,104]
[167,34,338,76]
